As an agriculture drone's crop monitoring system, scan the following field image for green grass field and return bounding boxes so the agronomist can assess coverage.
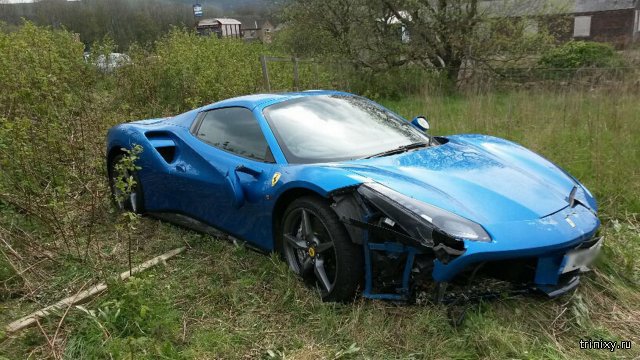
[1,91,639,359]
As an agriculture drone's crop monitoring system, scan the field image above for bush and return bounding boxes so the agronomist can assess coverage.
[0,253,22,300]
[538,41,625,69]
[349,66,452,100]
[64,276,184,359]
[0,22,92,121]
[115,28,266,118]
[0,22,107,258]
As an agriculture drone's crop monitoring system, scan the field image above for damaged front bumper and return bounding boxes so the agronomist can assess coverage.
[433,204,601,297]
[335,183,602,302]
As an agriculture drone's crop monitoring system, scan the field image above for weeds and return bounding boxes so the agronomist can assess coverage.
[110,145,144,276]
[64,276,184,359]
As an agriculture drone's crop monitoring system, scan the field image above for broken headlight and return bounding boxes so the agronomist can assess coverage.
[358,182,491,243]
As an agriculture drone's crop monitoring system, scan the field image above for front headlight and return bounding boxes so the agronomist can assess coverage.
[358,182,491,242]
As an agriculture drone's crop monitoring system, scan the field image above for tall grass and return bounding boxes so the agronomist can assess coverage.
[383,90,640,218]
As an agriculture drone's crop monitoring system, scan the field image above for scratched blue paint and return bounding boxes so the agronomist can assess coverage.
[107,91,599,290]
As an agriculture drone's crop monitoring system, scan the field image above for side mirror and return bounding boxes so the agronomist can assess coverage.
[411,116,430,132]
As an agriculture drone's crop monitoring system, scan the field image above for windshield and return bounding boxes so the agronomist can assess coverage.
[263,95,429,164]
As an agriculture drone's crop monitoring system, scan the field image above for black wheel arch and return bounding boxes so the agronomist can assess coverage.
[272,186,365,252]
[106,146,126,177]
[272,188,323,252]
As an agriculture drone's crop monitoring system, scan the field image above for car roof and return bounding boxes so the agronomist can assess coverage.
[199,90,354,111]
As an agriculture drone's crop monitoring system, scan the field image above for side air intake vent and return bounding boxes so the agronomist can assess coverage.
[156,146,176,163]
[145,131,177,164]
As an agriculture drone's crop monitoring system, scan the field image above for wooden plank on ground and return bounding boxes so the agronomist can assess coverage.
[4,247,185,334]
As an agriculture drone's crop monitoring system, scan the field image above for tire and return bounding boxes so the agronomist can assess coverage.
[279,196,363,302]
[108,153,144,214]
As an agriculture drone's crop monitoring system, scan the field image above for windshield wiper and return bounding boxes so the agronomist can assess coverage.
[363,141,429,159]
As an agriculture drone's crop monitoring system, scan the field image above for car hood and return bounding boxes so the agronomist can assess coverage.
[338,134,577,224]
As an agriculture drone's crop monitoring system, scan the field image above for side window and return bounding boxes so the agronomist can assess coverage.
[196,107,270,161]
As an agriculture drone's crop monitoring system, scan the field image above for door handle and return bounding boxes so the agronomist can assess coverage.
[176,164,186,172]
[235,164,262,178]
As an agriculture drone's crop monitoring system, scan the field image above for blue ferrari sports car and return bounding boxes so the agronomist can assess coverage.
[107,90,602,302]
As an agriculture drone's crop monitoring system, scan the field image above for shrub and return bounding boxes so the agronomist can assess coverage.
[115,28,266,118]
[0,22,106,258]
[538,41,625,69]
[0,22,92,121]
[0,253,22,300]
[64,276,184,359]
[349,66,451,100]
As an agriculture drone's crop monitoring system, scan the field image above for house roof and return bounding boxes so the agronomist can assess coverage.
[197,19,217,27]
[575,0,637,13]
[480,0,638,17]
[214,18,242,25]
[197,18,242,27]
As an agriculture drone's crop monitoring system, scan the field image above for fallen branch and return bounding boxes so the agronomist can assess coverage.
[4,247,185,334]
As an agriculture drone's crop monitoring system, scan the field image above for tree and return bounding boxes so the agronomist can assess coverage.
[275,0,361,59]
[279,0,565,82]
[383,0,480,80]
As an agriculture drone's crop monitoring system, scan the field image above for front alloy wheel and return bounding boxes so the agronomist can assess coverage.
[281,196,363,302]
